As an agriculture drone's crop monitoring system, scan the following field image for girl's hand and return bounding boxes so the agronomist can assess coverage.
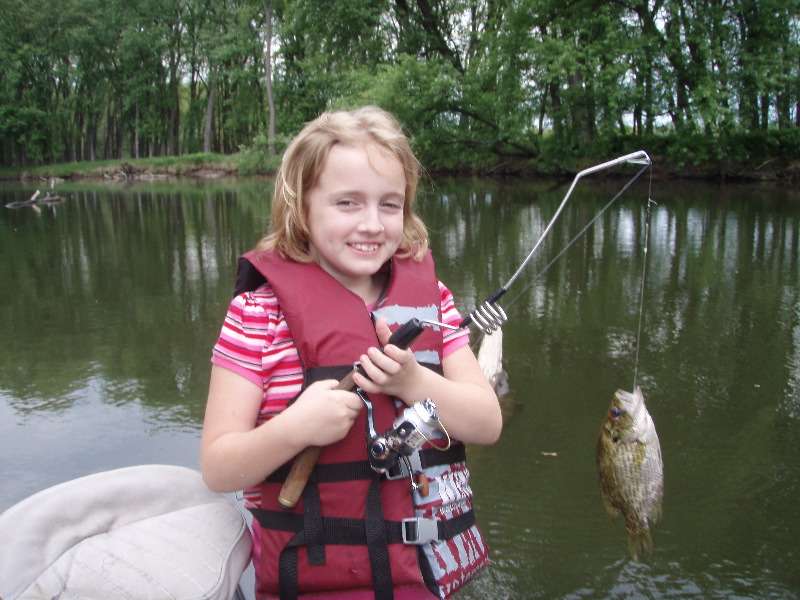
[350,318,502,446]
[200,367,367,494]
[283,380,363,448]
[353,318,421,401]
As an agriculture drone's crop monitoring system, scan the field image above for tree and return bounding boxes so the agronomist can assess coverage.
[262,0,276,154]
[0,0,796,170]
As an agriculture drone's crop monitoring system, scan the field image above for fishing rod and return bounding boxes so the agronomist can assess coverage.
[277,318,455,510]
[277,150,652,510]
[459,150,652,334]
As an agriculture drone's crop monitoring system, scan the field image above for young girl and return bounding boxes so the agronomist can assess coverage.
[201,106,502,600]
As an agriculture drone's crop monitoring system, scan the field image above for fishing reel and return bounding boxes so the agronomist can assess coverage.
[357,389,450,493]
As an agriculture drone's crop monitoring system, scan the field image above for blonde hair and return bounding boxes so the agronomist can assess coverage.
[257,106,428,262]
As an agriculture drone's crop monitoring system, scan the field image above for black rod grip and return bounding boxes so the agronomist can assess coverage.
[386,317,425,350]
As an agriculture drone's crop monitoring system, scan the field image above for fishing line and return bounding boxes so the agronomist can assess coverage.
[633,188,657,391]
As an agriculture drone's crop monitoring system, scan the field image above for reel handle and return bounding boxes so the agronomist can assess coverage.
[276,319,426,510]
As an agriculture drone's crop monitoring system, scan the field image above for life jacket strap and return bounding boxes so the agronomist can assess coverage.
[264,444,466,485]
[385,443,466,480]
[250,504,477,600]
[250,507,476,545]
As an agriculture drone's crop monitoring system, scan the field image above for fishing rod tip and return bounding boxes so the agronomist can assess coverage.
[624,150,652,165]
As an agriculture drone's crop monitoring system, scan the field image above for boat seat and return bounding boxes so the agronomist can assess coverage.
[0,464,252,600]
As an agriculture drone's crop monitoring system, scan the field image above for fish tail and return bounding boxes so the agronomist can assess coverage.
[626,526,653,561]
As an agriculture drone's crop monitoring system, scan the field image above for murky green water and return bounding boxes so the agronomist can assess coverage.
[1,173,799,598]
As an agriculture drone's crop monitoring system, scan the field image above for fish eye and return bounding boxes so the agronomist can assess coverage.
[610,407,622,420]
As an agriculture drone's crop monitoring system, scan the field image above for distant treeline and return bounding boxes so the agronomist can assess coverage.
[1,0,798,173]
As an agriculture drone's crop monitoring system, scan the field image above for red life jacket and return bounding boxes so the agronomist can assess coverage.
[236,249,488,600]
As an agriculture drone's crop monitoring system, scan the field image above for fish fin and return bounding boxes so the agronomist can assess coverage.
[626,526,653,561]
[649,499,663,525]
[602,498,620,522]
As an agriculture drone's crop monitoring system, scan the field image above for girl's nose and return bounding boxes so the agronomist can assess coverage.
[358,207,384,234]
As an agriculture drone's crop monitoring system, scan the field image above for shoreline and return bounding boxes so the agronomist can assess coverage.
[1,155,798,186]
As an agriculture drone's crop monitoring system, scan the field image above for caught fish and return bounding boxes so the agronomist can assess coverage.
[477,329,508,396]
[596,387,664,560]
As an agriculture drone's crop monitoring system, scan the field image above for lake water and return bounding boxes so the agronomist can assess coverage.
[1,170,799,599]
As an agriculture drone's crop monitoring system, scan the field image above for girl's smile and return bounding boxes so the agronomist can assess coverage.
[306,143,406,302]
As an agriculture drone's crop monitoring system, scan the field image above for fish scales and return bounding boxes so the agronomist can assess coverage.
[596,387,664,560]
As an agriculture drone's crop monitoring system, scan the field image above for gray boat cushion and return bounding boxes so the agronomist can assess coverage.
[0,464,252,600]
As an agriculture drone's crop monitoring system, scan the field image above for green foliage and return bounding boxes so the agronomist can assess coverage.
[722,129,800,164]
[574,127,800,172]
[235,133,288,175]
[0,0,797,173]
[0,153,232,180]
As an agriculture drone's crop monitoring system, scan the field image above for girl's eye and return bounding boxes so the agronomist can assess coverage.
[381,200,403,211]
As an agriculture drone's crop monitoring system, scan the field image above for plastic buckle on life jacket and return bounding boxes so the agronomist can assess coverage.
[402,517,441,545]
[384,450,422,480]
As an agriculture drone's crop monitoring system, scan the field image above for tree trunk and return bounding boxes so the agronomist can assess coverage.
[134,104,140,160]
[87,122,96,162]
[169,53,181,155]
[262,0,276,155]
[204,80,216,153]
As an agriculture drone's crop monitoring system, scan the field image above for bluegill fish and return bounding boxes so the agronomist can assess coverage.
[477,328,508,396]
[596,387,664,559]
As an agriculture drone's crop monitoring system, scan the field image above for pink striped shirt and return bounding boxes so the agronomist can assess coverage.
[211,280,470,508]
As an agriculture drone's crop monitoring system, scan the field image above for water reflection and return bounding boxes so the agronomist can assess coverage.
[1,176,799,598]
[419,178,800,598]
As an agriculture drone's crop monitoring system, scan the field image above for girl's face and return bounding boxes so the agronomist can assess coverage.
[305,143,406,300]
